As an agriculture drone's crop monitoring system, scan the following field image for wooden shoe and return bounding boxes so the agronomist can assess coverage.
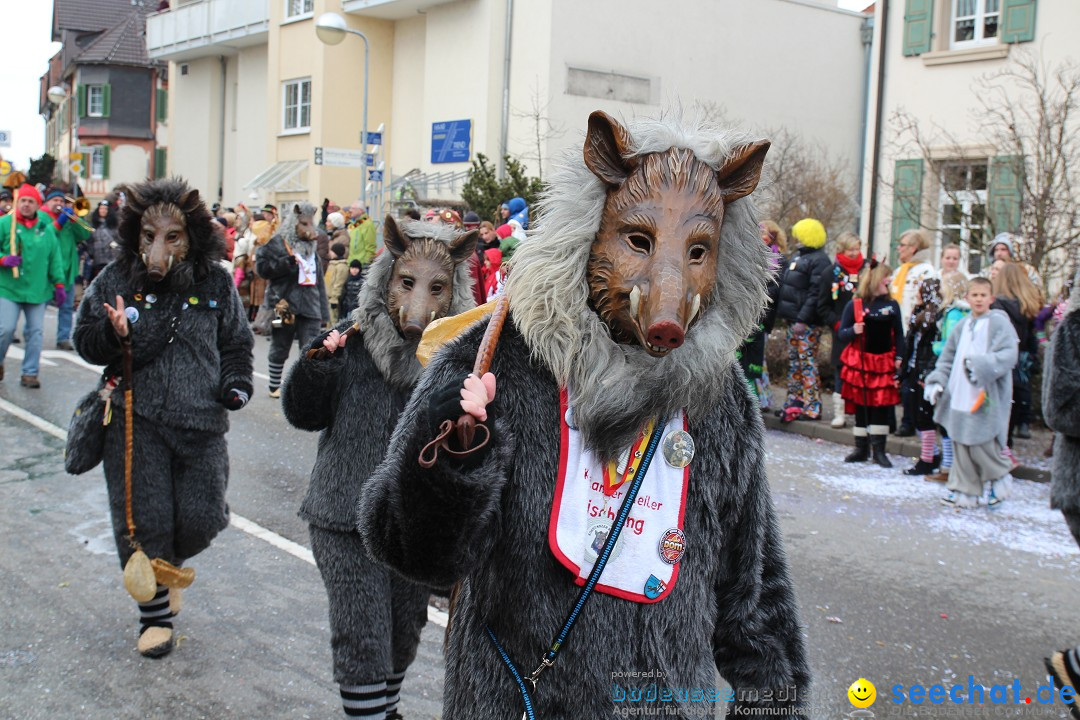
[137,626,175,658]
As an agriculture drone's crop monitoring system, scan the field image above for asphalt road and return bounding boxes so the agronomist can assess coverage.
[2,310,1078,719]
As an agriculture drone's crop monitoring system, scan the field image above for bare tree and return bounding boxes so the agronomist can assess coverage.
[512,81,565,182]
[889,53,1080,283]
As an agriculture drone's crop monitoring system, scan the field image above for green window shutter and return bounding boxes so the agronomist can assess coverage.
[101,146,110,179]
[156,89,168,122]
[101,84,111,118]
[1001,0,1037,43]
[80,150,88,178]
[891,158,925,261]
[77,85,87,117]
[154,148,167,179]
[902,0,934,56]
[987,155,1024,235]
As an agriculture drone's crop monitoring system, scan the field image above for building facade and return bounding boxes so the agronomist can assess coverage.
[40,0,168,201]
[859,0,1073,282]
[148,0,870,218]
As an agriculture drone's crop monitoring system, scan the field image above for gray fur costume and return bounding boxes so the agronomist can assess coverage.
[1044,272,1080,544]
[281,223,475,696]
[359,114,810,719]
[73,179,254,568]
[255,203,330,392]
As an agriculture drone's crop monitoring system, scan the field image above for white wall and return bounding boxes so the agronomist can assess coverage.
[228,45,269,204]
[167,56,222,198]
[112,144,150,185]
[389,15,426,174]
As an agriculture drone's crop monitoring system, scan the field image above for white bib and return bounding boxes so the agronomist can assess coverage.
[547,390,690,603]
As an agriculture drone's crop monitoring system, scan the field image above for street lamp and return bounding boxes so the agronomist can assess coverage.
[315,12,369,210]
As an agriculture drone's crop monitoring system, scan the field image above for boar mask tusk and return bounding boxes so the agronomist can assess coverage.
[399,306,407,327]
[689,294,701,324]
[628,286,641,322]
[166,255,174,272]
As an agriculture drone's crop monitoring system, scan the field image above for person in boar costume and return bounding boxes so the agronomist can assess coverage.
[359,111,810,719]
[72,178,254,658]
[282,218,477,719]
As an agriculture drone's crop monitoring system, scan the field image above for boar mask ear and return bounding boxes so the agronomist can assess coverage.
[383,215,410,259]
[179,188,200,214]
[121,184,146,212]
[583,110,638,187]
[716,141,770,203]
[449,229,479,266]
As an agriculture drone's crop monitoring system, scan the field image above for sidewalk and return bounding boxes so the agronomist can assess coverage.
[762,386,1053,482]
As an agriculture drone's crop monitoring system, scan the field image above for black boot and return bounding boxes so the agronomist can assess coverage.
[844,435,870,463]
[903,459,936,475]
[871,435,893,469]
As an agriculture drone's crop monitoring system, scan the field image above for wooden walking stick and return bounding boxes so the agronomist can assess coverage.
[7,187,18,279]
[419,294,510,468]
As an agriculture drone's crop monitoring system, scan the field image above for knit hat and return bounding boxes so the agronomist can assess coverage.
[0,189,11,201]
[327,211,346,229]
[331,242,347,257]
[791,218,827,249]
[989,232,1016,257]
[463,210,481,226]
[349,259,363,269]
[44,188,66,202]
[18,184,43,205]
[495,223,513,240]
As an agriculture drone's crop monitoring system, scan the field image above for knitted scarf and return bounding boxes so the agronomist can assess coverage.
[837,252,864,276]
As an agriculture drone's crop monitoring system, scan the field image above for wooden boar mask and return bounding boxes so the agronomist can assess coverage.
[584,111,769,357]
[383,215,477,340]
[134,191,196,283]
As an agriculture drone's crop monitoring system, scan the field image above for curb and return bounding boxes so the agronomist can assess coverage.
[763,414,1051,483]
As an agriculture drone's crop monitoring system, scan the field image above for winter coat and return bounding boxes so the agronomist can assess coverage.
[255,234,330,323]
[900,303,937,384]
[507,196,529,229]
[0,213,63,304]
[1044,292,1080,521]
[890,250,937,329]
[87,225,121,270]
[324,259,349,307]
[348,219,376,266]
[339,272,364,318]
[932,303,970,356]
[45,209,91,286]
[358,318,810,720]
[817,258,866,365]
[838,296,905,407]
[73,263,254,434]
[775,245,831,325]
[924,310,1018,448]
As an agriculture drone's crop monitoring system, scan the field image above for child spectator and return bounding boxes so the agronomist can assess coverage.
[900,278,943,475]
[926,274,971,483]
[838,260,905,468]
[482,247,504,302]
[324,242,349,323]
[924,277,1019,509]
[338,260,364,319]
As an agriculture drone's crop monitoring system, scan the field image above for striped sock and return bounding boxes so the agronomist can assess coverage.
[919,430,936,462]
[268,360,284,391]
[138,584,173,632]
[385,671,406,714]
[340,682,386,718]
[941,436,953,469]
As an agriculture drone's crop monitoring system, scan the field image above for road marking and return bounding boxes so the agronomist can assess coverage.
[0,397,449,629]
[5,346,58,367]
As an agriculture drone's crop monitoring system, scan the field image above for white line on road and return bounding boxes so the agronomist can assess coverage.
[0,398,450,629]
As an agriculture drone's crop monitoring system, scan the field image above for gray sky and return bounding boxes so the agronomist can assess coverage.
[0,0,60,172]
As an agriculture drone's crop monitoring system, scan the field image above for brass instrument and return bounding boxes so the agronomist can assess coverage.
[64,195,96,232]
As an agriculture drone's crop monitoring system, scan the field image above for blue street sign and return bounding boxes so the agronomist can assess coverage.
[365,153,375,166]
[368,169,383,182]
[365,132,382,146]
[430,119,471,164]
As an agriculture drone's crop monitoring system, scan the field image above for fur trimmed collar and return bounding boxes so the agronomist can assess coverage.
[506,111,771,461]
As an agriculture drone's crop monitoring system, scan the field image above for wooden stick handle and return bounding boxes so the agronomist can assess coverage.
[306,323,361,360]
[8,187,18,279]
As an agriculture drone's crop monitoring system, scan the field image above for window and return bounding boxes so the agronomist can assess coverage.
[951,0,1000,48]
[937,161,988,274]
[282,78,311,133]
[285,0,313,19]
[89,146,108,179]
[87,85,105,116]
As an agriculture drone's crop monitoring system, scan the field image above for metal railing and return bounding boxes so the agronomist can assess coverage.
[146,0,269,59]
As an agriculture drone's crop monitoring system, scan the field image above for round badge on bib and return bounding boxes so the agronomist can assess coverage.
[658,528,685,565]
[125,306,140,324]
[662,429,695,468]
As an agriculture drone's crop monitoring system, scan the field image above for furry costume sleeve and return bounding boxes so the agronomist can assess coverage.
[216,272,255,398]
[1045,314,1080,438]
[281,321,353,431]
[254,237,295,280]
[359,321,513,588]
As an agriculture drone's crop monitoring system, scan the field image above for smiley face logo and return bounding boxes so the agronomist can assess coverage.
[848,678,876,708]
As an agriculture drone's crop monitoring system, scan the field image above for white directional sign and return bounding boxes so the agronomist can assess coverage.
[313,146,364,168]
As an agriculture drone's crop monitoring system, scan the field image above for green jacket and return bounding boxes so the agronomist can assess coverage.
[348,218,376,266]
[0,213,64,304]
[43,210,91,286]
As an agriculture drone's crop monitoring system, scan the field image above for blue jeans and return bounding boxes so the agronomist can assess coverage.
[0,297,46,377]
[56,282,75,343]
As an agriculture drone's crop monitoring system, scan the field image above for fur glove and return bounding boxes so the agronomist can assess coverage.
[221,388,250,411]
[427,373,495,468]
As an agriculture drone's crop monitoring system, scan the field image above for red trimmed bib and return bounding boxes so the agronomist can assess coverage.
[547,390,690,603]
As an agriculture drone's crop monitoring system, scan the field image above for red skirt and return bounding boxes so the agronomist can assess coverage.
[840,342,900,408]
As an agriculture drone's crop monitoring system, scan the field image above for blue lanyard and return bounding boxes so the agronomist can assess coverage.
[486,415,669,720]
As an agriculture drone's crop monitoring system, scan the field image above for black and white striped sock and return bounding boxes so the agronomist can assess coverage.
[340,681,386,718]
[268,360,285,391]
[138,584,173,633]
[385,671,406,714]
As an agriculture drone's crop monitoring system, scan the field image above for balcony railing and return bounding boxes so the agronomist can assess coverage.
[146,0,269,61]
[341,0,458,21]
